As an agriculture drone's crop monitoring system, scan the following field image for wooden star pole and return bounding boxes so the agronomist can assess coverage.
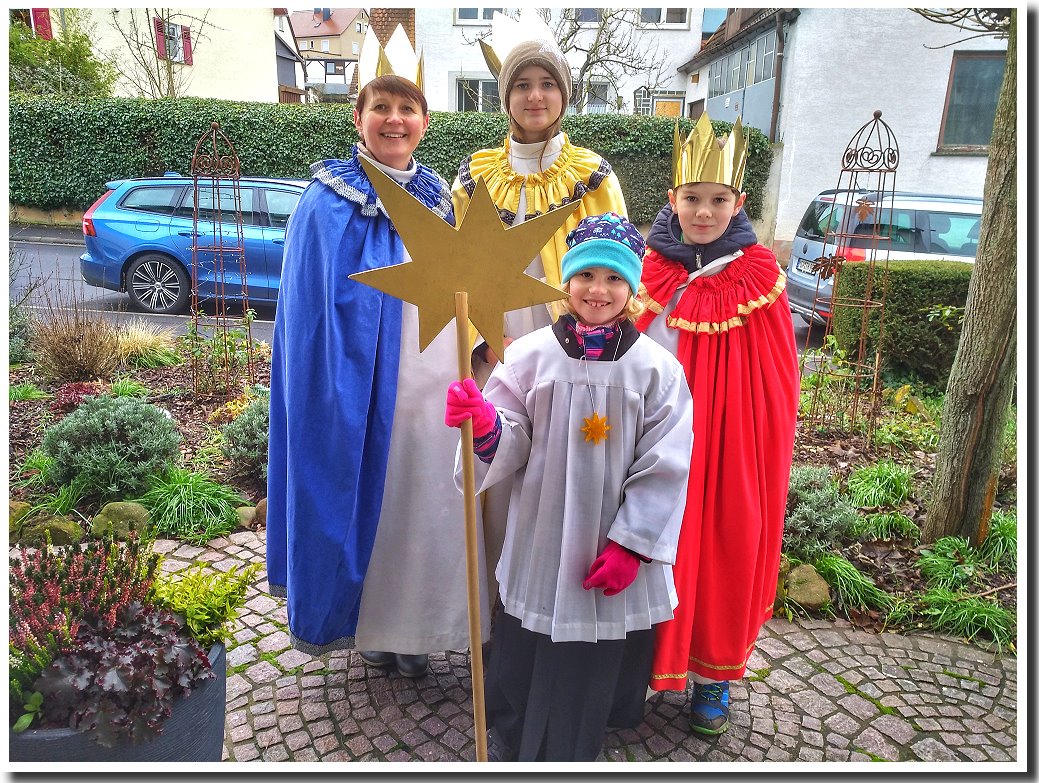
[350,157,580,761]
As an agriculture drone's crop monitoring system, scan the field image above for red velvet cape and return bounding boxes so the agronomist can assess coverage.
[636,244,800,689]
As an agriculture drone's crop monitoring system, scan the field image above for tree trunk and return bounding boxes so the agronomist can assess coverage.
[924,11,1017,545]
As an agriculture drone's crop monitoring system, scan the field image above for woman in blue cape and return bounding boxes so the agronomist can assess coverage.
[266,73,491,677]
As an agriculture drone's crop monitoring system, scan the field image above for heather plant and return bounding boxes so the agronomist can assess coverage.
[48,380,106,414]
[219,386,270,481]
[41,395,181,502]
[8,535,160,714]
[783,464,858,561]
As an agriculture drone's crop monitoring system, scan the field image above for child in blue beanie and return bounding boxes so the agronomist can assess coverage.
[444,212,694,762]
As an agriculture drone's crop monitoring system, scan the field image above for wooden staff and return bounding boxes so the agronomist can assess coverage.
[454,291,488,762]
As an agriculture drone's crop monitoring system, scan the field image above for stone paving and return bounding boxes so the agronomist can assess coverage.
[154,531,1019,765]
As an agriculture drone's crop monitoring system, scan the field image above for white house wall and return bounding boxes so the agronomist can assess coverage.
[84,8,280,102]
[415,8,701,113]
[773,7,1005,255]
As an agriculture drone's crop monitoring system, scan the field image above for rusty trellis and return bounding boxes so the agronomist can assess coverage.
[188,122,256,397]
[800,110,899,440]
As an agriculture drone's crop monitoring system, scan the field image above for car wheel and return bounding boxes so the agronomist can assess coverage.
[126,253,190,314]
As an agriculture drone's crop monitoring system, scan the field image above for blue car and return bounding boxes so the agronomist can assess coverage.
[80,174,307,314]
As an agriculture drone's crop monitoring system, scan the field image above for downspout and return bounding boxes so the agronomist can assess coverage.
[768,10,786,143]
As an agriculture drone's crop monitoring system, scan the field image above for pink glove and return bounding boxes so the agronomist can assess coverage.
[444,378,498,438]
[582,540,641,597]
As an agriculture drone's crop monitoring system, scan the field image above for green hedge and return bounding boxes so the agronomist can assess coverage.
[832,259,973,387]
[9,94,772,225]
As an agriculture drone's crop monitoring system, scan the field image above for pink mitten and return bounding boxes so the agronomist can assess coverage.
[444,378,498,437]
[582,540,641,597]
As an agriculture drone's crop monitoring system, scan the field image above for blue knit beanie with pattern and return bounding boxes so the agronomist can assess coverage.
[561,212,646,295]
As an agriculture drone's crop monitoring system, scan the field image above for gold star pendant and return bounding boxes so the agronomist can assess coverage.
[349,157,580,360]
[581,412,611,445]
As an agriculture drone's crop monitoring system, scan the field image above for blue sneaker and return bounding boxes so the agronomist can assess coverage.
[690,681,730,735]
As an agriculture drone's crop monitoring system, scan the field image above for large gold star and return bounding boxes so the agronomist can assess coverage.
[349,157,579,360]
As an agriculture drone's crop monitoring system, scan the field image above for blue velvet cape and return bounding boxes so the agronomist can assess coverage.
[266,148,454,653]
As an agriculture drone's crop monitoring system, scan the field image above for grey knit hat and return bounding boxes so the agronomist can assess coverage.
[498,40,572,136]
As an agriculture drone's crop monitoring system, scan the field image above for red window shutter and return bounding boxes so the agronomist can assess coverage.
[153,16,167,60]
[181,26,193,65]
[31,9,53,40]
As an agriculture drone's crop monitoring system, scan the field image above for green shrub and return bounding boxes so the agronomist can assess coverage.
[9,303,34,365]
[151,562,259,647]
[136,467,244,544]
[107,376,150,398]
[850,511,920,543]
[831,260,973,388]
[220,388,270,482]
[9,382,49,401]
[846,460,912,508]
[979,509,1016,571]
[919,587,1015,650]
[9,95,773,225]
[40,395,182,502]
[918,536,983,590]
[783,465,858,561]
[813,553,892,612]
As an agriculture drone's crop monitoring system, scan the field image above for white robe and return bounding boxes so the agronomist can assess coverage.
[354,156,491,655]
[459,326,693,643]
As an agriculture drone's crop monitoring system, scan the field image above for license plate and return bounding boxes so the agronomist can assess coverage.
[795,258,815,275]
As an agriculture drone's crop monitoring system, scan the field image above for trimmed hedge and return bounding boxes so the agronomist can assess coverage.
[9,94,772,225]
[832,259,973,388]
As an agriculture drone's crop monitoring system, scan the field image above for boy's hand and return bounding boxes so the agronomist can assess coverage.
[582,540,641,597]
[444,378,498,437]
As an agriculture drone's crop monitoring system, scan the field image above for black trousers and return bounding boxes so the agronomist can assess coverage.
[484,609,655,762]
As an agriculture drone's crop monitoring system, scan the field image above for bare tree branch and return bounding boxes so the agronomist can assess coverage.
[910,7,1012,48]
[106,8,216,98]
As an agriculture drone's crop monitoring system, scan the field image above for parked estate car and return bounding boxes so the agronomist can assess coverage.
[785,190,983,325]
[80,174,308,314]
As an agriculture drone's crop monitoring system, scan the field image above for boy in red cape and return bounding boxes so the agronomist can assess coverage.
[636,114,800,734]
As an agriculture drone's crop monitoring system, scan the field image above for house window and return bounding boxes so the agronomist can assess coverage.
[640,8,688,25]
[586,81,610,113]
[352,42,359,55]
[455,8,503,24]
[456,78,500,112]
[321,39,330,53]
[576,8,602,25]
[938,51,1005,150]
[356,22,363,33]
[326,62,345,76]
[633,86,652,115]
[153,18,193,65]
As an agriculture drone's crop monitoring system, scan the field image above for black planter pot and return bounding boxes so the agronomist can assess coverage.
[9,643,226,763]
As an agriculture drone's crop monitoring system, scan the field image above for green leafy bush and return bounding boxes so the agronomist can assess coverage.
[783,465,858,561]
[850,511,920,543]
[918,536,983,590]
[151,563,259,648]
[813,553,892,612]
[846,460,912,508]
[832,260,973,388]
[979,509,1016,571]
[919,587,1015,650]
[40,395,182,502]
[136,467,245,544]
[9,95,773,225]
[219,387,270,481]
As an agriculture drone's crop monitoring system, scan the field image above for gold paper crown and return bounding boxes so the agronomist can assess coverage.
[673,112,749,191]
[357,24,424,91]
[479,10,564,80]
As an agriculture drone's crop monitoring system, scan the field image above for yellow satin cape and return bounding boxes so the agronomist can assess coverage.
[452,134,627,300]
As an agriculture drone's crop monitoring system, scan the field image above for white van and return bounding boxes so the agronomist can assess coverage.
[784,190,983,325]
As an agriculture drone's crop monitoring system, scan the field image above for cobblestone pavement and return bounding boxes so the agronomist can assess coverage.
[155,532,1019,766]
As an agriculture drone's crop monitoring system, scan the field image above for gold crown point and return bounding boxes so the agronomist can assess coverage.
[673,111,750,192]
